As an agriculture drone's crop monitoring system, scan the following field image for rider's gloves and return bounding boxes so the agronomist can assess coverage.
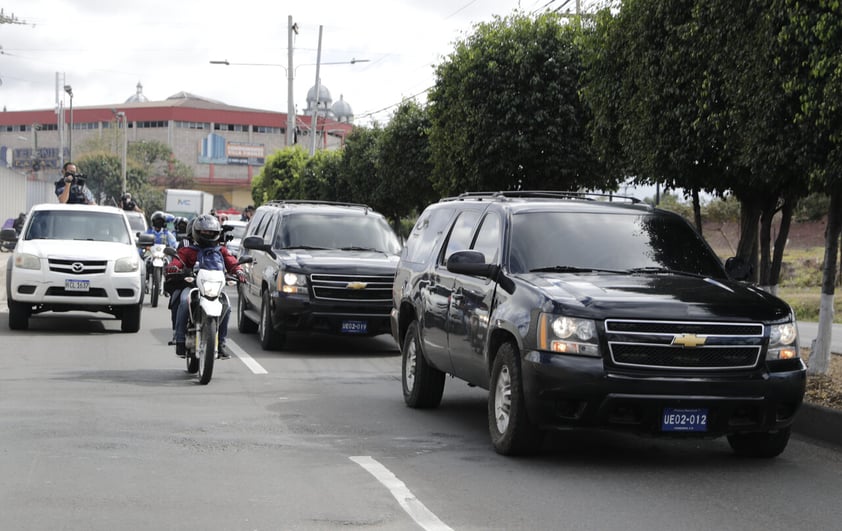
[166,263,182,277]
[236,270,247,284]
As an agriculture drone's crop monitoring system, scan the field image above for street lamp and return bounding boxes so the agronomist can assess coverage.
[64,84,73,160]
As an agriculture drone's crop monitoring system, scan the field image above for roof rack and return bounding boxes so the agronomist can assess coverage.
[264,199,372,211]
[441,190,643,204]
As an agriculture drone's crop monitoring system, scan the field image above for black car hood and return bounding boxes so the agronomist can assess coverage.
[280,249,400,274]
[524,272,792,322]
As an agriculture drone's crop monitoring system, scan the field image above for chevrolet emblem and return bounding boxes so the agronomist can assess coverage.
[347,282,368,290]
[672,333,707,348]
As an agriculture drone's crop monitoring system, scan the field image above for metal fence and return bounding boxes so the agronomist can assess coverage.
[0,167,57,225]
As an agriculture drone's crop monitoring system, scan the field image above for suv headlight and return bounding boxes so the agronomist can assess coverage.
[278,271,308,295]
[14,253,41,270]
[538,314,600,357]
[115,255,140,273]
[767,321,799,360]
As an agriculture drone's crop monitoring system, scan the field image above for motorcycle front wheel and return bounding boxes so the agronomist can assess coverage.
[151,267,162,308]
[197,316,217,385]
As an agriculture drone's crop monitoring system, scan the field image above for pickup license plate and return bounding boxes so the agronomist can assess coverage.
[341,320,368,334]
[662,407,708,432]
[65,279,90,292]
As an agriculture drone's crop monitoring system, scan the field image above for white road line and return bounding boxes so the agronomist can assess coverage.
[228,340,268,374]
[350,455,453,531]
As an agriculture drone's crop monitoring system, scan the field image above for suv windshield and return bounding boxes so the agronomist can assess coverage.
[24,210,132,244]
[508,211,726,279]
[276,213,401,254]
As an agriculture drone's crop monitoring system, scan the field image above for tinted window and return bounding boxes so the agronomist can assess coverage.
[275,213,401,254]
[441,210,480,265]
[508,211,725,278]
[471,213,501,264]
[403,207,455,264]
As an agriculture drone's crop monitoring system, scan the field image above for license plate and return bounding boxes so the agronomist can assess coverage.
[341,320,368,334]
[662,407,708,432]
[65,279,90,292]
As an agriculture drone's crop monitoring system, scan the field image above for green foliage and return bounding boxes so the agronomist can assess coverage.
[340,125,382,205]
[252,146,309,205]
[428,11,608,196]
[703,196,741,223]
[795,193,830,222]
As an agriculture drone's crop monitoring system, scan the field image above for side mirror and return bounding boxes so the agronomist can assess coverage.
[725,256,753,282]
[136,233,155,247]
[238,255,254,265]
[242,235,275,259]
[447,250,495,277]
[0,228,18,243]
[164,247,179,258]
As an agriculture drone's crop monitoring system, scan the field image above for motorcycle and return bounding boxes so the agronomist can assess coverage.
[144,243,171,308]
[165,247,251,385]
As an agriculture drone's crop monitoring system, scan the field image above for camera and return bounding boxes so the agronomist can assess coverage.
[65,172,87,186]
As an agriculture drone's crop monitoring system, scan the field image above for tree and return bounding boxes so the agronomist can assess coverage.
[251,146,309,205]
[779,0,842,374]
[376,100,438,228]
[428,11,607,196]
[340,125,383,205]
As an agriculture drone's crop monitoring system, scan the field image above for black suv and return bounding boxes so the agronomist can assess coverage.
[238,200,402,349]
[390,191,805,457]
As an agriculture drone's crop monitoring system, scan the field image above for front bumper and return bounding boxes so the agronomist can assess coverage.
[521,350,806,437]
[269,291,392,337]
[10,266,143,310]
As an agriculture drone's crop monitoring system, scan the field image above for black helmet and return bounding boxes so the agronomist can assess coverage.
[192,214,222,247]
[151,211,167,229]
[174,216,188,233]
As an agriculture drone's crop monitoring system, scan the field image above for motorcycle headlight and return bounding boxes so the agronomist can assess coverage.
[115,255,140,273]
[14,252,41,270]
[767,321,799,360]
[200,279,224,298]
[538,314,600,357]
[278,271,308,295]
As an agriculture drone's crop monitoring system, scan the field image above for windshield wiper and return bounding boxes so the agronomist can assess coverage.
[626,267,705,278]
[529,265,626,274]
[284,245,330,250]
[339,246,383,252]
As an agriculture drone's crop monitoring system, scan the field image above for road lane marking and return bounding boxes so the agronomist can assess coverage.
[350,455,453,531]
[228,340,268,374]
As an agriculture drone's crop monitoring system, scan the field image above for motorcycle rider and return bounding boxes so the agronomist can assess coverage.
[167,214,245,360]
[145,211,177,247]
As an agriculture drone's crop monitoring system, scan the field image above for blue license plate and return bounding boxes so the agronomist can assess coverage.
[341,320,368,334]
[662,407,708,432]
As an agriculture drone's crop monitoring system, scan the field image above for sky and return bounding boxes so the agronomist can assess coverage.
[0,1,597,126]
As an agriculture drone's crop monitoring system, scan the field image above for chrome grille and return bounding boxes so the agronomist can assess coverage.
[310,273,394,302]
[605,319,765,371]
[48,259,108,275]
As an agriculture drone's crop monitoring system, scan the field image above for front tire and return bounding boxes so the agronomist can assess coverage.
[727,427,791,458]
[237,287,258,333]
[258,290,284,350]
[8,299,30,330]
[120,303,142,333]
[197,316,217,385]
[150,267,161,308]
[402,322,445,408]
[488,342,543,456]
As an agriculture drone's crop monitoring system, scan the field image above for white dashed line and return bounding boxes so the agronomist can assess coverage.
[228,340,268,374]
[350,455,453,531]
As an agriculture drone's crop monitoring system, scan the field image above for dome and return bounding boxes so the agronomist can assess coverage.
[331,95,354,123]
[125,81,149,103]
[306,81,332,108]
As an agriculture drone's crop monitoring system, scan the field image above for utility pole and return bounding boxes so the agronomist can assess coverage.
[287,16,298,148]
[0,8,28,25]
[309,25,323,157]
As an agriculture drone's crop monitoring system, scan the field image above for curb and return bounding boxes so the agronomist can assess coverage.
[794,403,842,448]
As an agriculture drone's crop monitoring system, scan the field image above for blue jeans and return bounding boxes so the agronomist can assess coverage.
[174,288,231,345]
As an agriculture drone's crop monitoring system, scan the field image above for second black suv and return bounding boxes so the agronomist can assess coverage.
[239,200,402,349]
[390,191,805,457]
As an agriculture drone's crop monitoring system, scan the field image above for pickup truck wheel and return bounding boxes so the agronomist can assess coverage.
[488,342,543,456]
[120,303,142,333]
[727,427,791,458]
[402,322,445,408]
[237,288,258,334]
[8,299,30,330]
[258,290,285,350]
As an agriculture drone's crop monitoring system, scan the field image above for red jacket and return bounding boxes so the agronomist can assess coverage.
[166,244,242,277]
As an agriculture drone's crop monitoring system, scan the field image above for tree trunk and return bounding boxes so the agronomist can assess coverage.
[692,188,703,236]
[810,186,842,375]
[769,200,794,295]
[736,198,762,284]
[758,203,774,291]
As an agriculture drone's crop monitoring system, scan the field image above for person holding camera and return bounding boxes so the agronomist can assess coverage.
[55,162,96,205]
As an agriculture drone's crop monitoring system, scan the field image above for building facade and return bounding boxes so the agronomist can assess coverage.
[0,83,355,210]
